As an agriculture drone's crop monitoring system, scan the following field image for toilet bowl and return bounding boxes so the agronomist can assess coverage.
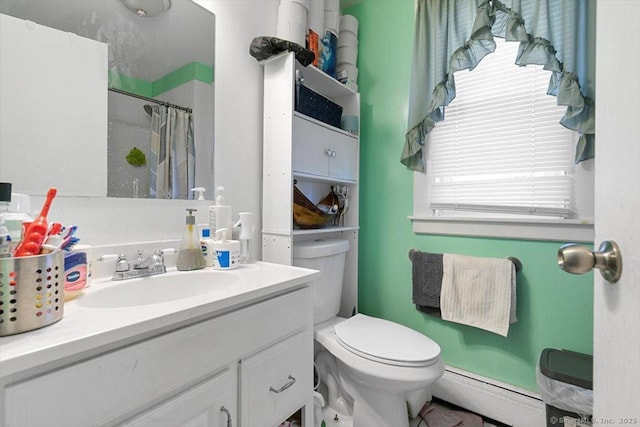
[315,316,443,427]
[293,239,444,427]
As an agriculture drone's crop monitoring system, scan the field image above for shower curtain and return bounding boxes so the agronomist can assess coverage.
[149,105,196,199]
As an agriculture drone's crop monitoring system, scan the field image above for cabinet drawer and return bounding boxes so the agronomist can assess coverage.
[240,330,313,427]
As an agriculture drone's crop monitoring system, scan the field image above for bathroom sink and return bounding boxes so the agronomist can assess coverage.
[76,270,240,308]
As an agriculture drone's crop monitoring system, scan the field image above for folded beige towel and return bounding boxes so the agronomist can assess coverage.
[440,254,516,337]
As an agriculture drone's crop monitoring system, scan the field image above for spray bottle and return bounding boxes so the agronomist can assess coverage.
[235,212,256,264]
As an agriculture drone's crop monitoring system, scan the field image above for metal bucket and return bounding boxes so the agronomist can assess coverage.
[0,251,65,336]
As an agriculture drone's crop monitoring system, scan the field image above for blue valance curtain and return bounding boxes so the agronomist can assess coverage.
[402,0,596,172]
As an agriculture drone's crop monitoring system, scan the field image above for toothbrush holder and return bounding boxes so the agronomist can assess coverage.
[0,251,65,336]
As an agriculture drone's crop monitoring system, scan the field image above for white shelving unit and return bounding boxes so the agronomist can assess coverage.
[262,52,360,317]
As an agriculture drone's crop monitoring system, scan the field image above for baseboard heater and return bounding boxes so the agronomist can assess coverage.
[432,366,546,427]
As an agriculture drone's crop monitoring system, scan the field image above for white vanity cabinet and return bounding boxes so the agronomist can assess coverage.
[262,52,360,318]
[1,285,313,427]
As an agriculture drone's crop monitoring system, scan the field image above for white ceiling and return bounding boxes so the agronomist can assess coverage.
[0,0,363,82]
[0,0,215,82]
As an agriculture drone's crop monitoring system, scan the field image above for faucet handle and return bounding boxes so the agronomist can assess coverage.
[151,249,165,266]
[115,254,131,272]
[97,254,119,262]
[98,253,131,272]
[160,248,177,255]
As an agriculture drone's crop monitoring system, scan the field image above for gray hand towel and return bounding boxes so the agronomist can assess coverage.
[410,250,444,308]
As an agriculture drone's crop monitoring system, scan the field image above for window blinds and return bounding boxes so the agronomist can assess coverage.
[427,38,575,217]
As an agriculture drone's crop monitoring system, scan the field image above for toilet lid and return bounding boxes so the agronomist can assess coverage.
[334,314,441,367]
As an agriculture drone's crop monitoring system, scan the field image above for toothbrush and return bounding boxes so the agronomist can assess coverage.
[48,222,63,236]
[14,188,57,257]
[60,225,77,241]
[60,226,78,251]
[61,236,80,251]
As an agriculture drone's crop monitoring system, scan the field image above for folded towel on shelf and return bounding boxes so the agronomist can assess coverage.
[440,254,517,337]
[410,249,444,317]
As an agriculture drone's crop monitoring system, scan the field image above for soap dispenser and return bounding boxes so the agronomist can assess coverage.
[177,208,206,271]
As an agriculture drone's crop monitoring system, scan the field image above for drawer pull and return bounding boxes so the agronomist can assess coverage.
[269,375,296,393]
[220,406,233,427]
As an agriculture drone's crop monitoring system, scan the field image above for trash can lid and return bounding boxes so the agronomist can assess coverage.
[539,348,593,390]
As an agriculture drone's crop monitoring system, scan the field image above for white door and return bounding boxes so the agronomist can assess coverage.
[593,1,640,420]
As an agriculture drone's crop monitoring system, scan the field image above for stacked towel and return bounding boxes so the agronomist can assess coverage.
[410,250,517,336]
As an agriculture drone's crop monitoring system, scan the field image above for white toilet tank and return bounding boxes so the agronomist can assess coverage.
[293,239,350,325]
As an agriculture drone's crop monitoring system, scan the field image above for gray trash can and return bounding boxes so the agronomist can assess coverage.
[537,349,593,426]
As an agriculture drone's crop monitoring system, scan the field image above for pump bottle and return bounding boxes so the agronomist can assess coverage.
[177,209,206,271]
[208,186,232,241]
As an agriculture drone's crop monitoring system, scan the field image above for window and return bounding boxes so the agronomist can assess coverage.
[412,38,593,241]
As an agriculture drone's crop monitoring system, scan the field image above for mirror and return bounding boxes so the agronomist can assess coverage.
[0,0,215,199]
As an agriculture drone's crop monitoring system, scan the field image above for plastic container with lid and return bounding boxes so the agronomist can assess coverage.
[211,229,239,270]
[537,348,593,426]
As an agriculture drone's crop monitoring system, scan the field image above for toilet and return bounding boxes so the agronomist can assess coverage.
[293,239,444,427]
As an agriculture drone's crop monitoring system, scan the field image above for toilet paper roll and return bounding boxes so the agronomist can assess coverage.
[277,1,308,46]
[337,45,358,65]
[338,31,358,48]
[337,62,358,82]
[277,21,307,46]
[324,9,340,34]
[324,0,340,12]
[281,0,310,11]
[308,0,325,34]
[339,14,359,36]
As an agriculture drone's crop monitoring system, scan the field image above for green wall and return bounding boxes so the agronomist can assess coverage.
[346,0,594,392]
[109,61,214,97]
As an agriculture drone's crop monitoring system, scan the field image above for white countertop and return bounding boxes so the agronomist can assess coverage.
[0,262,318,377]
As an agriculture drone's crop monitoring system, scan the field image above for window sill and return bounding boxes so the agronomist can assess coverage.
[409,215,594,242]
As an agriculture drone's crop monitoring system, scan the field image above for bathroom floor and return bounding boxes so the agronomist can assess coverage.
[409,398,509,427]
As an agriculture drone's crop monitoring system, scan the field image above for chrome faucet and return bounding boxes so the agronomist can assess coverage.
[133,249,164,270]
[99,248,176,281]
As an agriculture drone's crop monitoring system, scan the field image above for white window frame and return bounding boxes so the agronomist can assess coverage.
[411,39,594,242]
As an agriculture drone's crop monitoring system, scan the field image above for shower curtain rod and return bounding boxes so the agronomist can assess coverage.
[108,88,193,113]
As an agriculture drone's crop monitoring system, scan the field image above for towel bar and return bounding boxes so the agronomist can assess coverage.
[506,256,522,273]
[408,249,522,273]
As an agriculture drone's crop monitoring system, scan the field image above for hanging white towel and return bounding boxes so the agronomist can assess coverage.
[440,254,516,337]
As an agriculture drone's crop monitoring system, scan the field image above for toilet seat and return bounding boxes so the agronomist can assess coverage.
[334,314,441,367]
